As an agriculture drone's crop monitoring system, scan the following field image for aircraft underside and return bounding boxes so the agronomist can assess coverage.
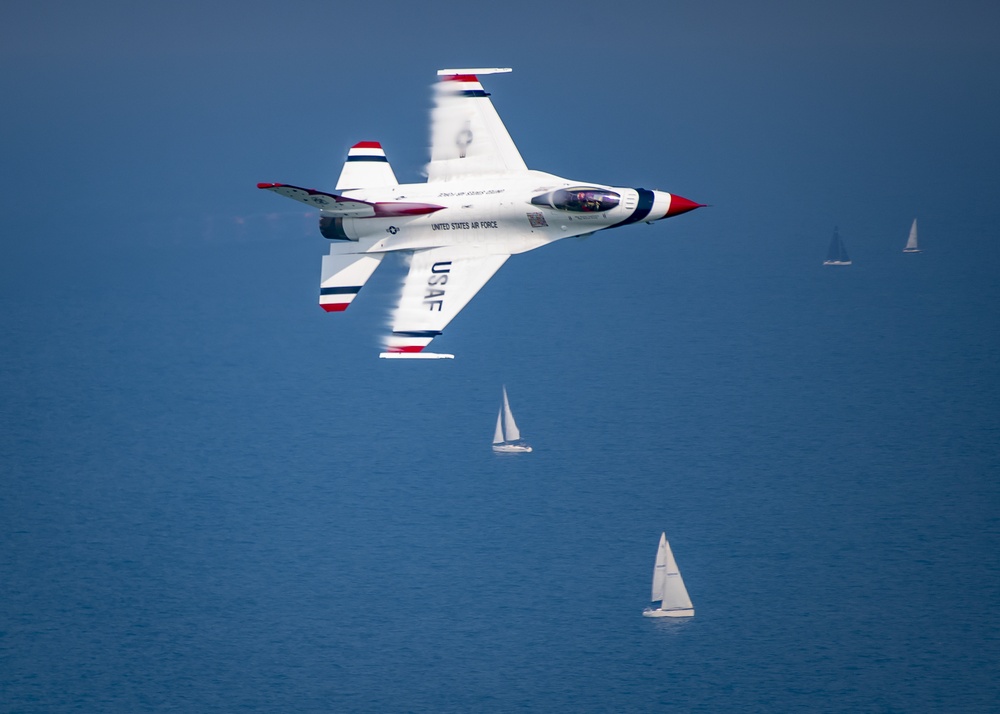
[259,68,702,357]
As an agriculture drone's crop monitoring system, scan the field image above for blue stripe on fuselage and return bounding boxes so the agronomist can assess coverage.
[613,189,655,227]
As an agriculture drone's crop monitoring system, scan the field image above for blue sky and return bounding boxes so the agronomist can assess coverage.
[2,0,999,282]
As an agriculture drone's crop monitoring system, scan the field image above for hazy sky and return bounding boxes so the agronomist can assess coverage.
[2,0,998,277]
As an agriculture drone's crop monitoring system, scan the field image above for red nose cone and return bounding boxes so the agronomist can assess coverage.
[665,194,705,217]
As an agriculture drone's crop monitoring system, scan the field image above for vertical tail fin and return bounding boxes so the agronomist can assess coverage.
[335,141,399,190]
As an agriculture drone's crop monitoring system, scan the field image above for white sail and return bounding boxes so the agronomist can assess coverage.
[650,532,669,601]
[493,408,504,445]
[501,386,521,442]
[904,218,920,252]
[660,538,693,611]
[644,532,694,617]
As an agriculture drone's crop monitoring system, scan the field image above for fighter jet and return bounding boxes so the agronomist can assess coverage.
[259,68,702,359]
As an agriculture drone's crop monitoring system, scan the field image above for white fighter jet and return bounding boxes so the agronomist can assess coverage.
[259,68,703,359]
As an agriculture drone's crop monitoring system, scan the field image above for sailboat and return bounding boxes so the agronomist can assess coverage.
[903,218,921,253]
[642,532,694,618]
[823,226,852,265]
[492,386,532,453]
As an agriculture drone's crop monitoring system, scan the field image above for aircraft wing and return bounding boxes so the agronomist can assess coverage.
[382,246,510,356]
[426,68,527,182]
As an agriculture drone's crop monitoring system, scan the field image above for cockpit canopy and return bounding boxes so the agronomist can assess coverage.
[531,187,621,213]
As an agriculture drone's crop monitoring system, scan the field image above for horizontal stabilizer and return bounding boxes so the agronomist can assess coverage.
[258,183,375,216]
[319,251,384,312]
[258,182,444,218]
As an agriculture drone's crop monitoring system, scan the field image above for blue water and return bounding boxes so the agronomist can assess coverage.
[2,223,999,712]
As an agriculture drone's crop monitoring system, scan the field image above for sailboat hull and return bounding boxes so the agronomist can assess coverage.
[492,443,532,453]
[902,248,921,253]
[643,607,694,618]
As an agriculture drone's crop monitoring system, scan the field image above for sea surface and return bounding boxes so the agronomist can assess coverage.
[2,221,999,712]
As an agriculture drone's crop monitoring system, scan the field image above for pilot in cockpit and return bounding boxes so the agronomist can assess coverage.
[578,192,600,212]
